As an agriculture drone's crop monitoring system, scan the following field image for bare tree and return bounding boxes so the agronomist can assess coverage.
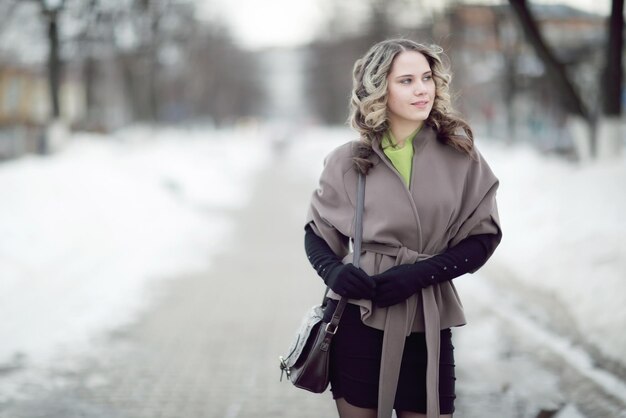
[5,0,264,130]
[182,23,264,125]
[508,0,624,158]
[307,0,426,125]
[507,0,590,122]
[27,0,66,120]
[603,0,623,117]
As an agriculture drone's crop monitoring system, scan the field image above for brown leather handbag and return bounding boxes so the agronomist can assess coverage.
[279,173,365,393]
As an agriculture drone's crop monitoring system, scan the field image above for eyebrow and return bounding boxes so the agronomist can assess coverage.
[395,71,432,79]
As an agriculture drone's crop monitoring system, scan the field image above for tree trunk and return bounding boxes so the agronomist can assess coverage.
[507,0,590,121]
[597,0,624,159]
[147,14,160,121]
[47,9,61,119]
[603,0,623,116]
[83,55,97,128]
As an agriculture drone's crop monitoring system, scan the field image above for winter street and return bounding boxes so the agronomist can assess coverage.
[2,0,625,416]
[0,126,625,418]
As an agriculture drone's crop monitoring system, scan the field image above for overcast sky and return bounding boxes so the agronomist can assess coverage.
[198,0,612,50]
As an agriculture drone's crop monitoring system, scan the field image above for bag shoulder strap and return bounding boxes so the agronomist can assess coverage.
[325,172,365,331]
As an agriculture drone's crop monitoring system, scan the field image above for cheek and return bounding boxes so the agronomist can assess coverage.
[387,89,402,109]
[428,83,436,97]
[387,86,400,101]
[389,95,401,108]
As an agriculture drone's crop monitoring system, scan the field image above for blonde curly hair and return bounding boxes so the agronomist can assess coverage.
[349,38,474,173]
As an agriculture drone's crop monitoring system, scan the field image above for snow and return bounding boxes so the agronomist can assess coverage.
[555,404,589,418]
[456,275,626,406]
[479,139,626,367]
[0,125,271,397]
[453,291,566,417]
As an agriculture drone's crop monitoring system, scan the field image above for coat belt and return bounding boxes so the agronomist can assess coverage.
[360,242,441,418]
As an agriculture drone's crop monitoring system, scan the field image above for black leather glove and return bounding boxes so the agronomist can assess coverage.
[305,224,375,300]
[373,263,433,307]
[373,234,495,307]
[324,263,375,299]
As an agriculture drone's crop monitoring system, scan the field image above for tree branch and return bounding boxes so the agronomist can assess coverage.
[508,0,590,121]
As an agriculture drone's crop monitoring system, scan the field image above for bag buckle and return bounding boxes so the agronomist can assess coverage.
[279,356,291,381]
[325,323,338,335]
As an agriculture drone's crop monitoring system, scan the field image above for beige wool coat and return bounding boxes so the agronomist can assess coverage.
[306,126,502,418]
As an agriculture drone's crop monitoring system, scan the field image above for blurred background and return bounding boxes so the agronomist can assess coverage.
[0,0,624,417]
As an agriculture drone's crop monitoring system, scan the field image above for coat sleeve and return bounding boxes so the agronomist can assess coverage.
[305,143,356,260]
[448,148,502,271]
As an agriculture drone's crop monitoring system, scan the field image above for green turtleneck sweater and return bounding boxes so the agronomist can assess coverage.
[381,127,420,187]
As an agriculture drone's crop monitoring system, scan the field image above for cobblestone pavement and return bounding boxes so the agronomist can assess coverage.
[0,146,623,418]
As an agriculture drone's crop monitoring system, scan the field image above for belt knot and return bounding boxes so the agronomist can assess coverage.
[361,242,432,264]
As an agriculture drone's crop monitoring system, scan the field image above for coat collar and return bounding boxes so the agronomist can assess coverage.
[371,124,436,159]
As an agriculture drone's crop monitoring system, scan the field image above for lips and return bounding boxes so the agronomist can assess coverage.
[412,100,429,108]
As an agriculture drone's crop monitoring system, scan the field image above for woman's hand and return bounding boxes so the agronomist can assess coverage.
[325,264,376,300]
[372,264,426,307]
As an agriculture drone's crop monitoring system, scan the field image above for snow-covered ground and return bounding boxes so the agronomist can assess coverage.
[480,139,626,367]
[0,124,271,398]
[0,124,624,411]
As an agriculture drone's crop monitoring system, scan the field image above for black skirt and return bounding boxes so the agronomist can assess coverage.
[325,300,456,414]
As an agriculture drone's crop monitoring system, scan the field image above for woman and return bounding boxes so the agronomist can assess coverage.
[304,39,502,418]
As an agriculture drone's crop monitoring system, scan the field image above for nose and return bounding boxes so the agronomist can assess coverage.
[413,82,428,96]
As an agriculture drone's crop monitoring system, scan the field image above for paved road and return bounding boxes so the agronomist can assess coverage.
[0,145,623,418]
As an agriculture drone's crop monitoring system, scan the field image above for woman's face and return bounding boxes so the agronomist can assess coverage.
[386,51,436,133]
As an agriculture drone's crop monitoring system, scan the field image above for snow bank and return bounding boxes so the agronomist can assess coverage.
[478,139,626,368]
[0,125,271,383]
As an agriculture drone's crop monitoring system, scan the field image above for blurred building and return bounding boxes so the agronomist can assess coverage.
[0,62,85,159]
[435,3,606,154]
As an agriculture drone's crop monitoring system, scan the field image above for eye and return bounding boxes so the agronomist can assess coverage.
[400,78,412,85]
[423,75,433,81]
